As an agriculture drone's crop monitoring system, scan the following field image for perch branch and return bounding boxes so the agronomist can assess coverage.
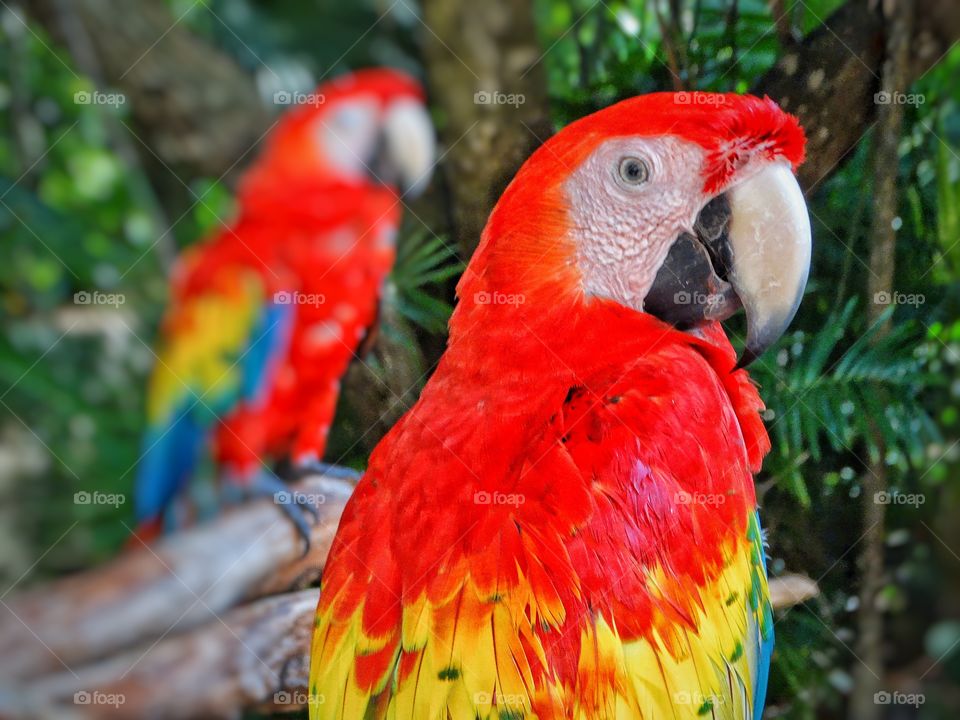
[4,574,816,719]
[0,474,354,682]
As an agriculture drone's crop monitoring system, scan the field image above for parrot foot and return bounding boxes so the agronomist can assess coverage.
[248,472,320,556]
[290,460,362,482]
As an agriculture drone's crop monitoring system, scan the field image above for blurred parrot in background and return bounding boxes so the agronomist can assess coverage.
[134,68,436,543]
[309,93,810,718]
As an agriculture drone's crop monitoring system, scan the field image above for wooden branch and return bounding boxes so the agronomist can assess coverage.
[0,474,354,682]
[768,572,819,609]
[753,0,959,192]
[4,573,816,720]
[0,449,817,719]
[6,577,817,719]
[10,589,318,720]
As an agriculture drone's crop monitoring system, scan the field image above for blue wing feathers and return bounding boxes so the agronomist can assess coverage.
[134,301,293,525]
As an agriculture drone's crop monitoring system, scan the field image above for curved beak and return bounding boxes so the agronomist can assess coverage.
[645,162,811,365]
[377,99,436,198]
[726,163,811,365]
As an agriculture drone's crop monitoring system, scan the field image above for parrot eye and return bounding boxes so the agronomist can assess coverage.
[617,156,650,185]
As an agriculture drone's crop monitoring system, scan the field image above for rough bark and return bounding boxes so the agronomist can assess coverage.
[0,474,354,682]
[849,1,914,717]
[29,0,960,234]
[8,589,318,720]
[753,0,957,192]
[28,0,271,184]
[421,0,553,255]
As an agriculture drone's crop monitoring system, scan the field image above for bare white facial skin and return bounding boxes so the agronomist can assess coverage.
[316,96,380,181]
[313,96,435,197]
[564,136,708,311]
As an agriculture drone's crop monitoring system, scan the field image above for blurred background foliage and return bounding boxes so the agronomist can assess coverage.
[0,0,957,718]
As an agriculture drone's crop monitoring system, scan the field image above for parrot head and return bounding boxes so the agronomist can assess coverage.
[246,68,435,197]
[464,92,810,363]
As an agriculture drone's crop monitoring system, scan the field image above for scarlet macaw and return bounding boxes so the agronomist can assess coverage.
[309,93,810,718]
[134,69,436,542]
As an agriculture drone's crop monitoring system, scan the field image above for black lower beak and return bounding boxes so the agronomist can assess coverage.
[643,163,812,367]
[644,194,742,330]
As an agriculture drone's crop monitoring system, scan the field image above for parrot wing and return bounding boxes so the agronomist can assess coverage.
[134,263,294,525]
[310,339,772,720]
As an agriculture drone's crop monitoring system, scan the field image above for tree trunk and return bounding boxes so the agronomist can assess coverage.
[421,0,553,255]
[753,0,956,192]
[850,1,914,717]
[28,0,271,187]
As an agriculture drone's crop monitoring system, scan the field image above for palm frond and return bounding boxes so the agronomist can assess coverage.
[389,228,463,334]
[752,298,943,504]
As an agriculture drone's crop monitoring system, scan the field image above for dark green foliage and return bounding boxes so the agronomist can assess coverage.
[0,2,957,719]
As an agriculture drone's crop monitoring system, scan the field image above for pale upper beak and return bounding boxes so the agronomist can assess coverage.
[726,163,812,364]
[644,162,812,364]
[378,99,436,198]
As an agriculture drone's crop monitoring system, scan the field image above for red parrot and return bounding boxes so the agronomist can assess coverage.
[309,93,810,719]
[134,69,435,542]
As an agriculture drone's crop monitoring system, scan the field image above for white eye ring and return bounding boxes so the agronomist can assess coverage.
[617,156,650,185]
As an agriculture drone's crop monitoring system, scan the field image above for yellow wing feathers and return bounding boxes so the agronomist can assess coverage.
[309,530,768,720]
[146,271,264,424]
